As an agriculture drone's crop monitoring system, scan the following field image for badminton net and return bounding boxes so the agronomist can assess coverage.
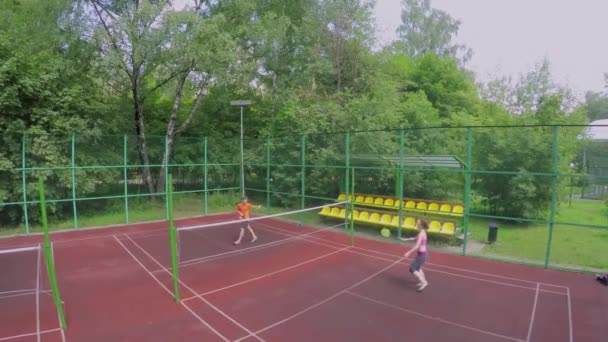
[175,201,350,266]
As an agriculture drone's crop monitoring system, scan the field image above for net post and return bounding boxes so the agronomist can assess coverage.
[397,127,405,240]
[266,137,271,208]
[344,131,350,233]
[167,174,181,302]
[38,178,67,329]
[123,135,129,223]
[71,134,78,229]
[462,128,472,256]
[165,136,170,220]
[203,137,208,216]
[544,126,559,268]
[22,134,30,234]
[300,135,306,223]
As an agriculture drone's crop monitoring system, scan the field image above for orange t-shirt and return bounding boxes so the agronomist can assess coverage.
[237,203,253,219]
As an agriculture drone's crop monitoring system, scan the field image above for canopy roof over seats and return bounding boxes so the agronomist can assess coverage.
[348,154,465,168]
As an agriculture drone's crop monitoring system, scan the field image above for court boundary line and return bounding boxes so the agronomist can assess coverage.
[0,290,52,300]
[232,257,402,342]
[36,246,41,342]
[123,235,265,342]
[182,246,351,300]
[258,224,568,296]
[526,283,540,342]
[345,291,525,342]
[567,287,574,342]
[113,236,229,342]
[0,328,62,342]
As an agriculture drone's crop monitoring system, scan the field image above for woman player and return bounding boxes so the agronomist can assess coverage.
[234,196,261,245]
[401,219,430,292]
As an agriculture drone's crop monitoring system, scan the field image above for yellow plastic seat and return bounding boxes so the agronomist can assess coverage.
[365,197,374,204]
[339,209,346,218]
[394,200,401,208]
[384,199,394,207]
[359,212,370,221]
[319,207,331,216]
[428,203,439,212]
[338,193,346,201]
[405,201,416,209]
[440,204,452,213]
[330,207,341,217]
[355,195,365,203]
[404,217,416,228]
[374,198,384,205]
[391,216,400,227]
[349,210,359,220]
[452,205,464,216]
[380,214,392,225]
[429,221,441,233]
[369,213,381,223]
[442,222,455,235]
[416,202,428,210]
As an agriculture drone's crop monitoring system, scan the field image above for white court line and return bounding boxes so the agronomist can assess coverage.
[113,235,229,342]
[180,300,230,342]
[36,246,41,342]
[182,246,350,300]
[526,283,540,342]
[0,290,52,300]
[567,287,574,342]
[124,235,266,342]
[49,242,66,342]
[232,257,402,342]
[0,289,39,295]
[346,291,525,342]
[257,224,568,296]
[0,328,62,342]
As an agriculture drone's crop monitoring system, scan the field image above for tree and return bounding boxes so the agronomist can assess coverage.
[584,91,608,122]
[396,0,472,64]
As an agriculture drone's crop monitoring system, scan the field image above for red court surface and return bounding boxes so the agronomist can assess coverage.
[1,214,607,342]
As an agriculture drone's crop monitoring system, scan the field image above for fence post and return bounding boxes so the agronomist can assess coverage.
[344,132,350,233]
[21,134,30,234]
[266,137,271,208]
[462,128,472,256]
[167,174,180,302]
[203,137,208,215]
[71,134,78,229]
[398,127,405,240]
[165,136,169,220]
[544,126,559,268]
[301,135,306,211]
[123,135,129,223]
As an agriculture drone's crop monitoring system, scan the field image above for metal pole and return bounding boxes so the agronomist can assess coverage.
[266,137,271,208]
[240,105,245,197]
[123,135,129,223]
[544,126,559,268]
[165,136,169,220]
[344,132,350,233]
[22,134,29,234]
[462,128,472,256]
[301,135,306,210]
[71,134,78,229]
[398,128,405,240]
[203,137,208,215]
[167,174,180,302]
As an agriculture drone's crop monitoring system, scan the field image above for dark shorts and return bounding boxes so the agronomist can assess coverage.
[409,253,427,273]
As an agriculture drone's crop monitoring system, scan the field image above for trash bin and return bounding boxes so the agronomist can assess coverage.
[488,222,498,244]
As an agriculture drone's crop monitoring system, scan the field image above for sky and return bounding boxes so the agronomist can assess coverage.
[375,0,608,96]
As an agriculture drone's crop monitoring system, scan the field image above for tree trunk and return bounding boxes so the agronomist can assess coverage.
[132,83,155,198]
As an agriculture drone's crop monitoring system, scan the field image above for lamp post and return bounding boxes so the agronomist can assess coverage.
[230,100,252,197]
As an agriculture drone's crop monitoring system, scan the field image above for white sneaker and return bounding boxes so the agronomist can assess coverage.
[251,236,258,243]
[417,282,428,292]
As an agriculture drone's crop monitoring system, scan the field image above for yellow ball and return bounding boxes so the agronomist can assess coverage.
[380,228,391,238]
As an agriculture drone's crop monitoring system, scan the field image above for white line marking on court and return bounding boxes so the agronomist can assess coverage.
[124,235,266,342]
[346,291,526,342]
[0,328,62,341]
[0,290,53,300]
[567,287,574,342]
[180,300,230,342]
[113,235,230,342]
[183,247,350,300]
[232,257,401,342]
[36,245,41,342]
[526,283,540,342]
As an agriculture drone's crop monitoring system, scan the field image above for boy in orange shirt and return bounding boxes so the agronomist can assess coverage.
[234,196,261,245]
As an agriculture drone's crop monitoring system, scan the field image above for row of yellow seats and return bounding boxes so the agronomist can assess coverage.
[337,193,463,217]
[319,207,456,236]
